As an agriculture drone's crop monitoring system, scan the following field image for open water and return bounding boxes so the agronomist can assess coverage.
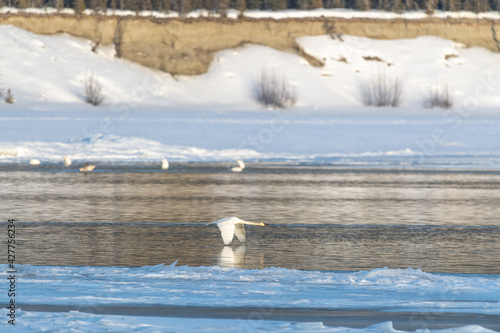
[1,164,499,273]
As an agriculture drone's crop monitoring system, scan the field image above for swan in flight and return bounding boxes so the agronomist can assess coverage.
[63,156,72,166]
[231,160,245,172]
[79,163,96,172]
[29,159,41,165]
[161,158,169,170]
[207,217,267,245]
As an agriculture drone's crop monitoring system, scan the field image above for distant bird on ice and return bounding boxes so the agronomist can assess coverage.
[231,160,245,172]
[63,156,72,166]
[161,158,169,170]
[207,217,268,245]
[29,159,41,165]
[79,163,96,172]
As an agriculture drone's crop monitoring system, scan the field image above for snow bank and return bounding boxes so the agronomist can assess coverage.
[1,25,500,166]
[2,25,500,111]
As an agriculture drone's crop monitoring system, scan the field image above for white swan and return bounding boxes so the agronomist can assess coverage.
[231,160,245,172]
[161,158,169,170]
[63,156,72,166]
[207,217,267,245]
[79,163,96,172]
[29,159,41,165]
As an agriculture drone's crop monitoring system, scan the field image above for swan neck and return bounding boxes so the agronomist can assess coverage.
[242,221,264,226]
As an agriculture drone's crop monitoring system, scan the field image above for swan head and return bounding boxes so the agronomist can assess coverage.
[259,222,268,226]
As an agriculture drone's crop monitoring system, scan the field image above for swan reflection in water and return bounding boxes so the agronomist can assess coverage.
[217,246,264,269]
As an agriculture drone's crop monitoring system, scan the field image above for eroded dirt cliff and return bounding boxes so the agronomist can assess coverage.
[1,14,499,75]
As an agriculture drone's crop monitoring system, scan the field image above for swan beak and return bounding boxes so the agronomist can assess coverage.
[262,222,268,226]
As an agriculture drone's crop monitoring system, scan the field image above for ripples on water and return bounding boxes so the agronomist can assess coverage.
[1,163,499,273]
[7,222,499,274]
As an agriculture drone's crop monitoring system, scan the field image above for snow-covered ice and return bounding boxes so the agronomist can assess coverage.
[1,312,496,332]
[1,263,499,332]
[0,312,497,332]
[2,113,500,167]
[3,263,500,312]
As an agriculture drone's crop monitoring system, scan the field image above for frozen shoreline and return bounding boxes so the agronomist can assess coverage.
[2,108,500,168]
[1,264,499,332]
[13,304,500,331]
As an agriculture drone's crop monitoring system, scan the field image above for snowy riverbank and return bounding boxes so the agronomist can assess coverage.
[1,25,500,167]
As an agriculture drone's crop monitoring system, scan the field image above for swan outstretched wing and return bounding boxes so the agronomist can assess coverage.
[216,220,236,245]
[234,223,246,243]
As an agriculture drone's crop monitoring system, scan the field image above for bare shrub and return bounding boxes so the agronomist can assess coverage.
[84,73,105,106]
[4,89,14,104]
[422,82,453,109]
[359,69,403,107]
[254,68,297,109]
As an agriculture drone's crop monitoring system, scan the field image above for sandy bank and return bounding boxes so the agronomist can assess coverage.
[1,14,500,75]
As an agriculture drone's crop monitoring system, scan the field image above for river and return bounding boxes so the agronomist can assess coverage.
[1,164,499,273]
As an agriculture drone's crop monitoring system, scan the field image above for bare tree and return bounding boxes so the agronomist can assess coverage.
[73,0,86,14]
[424,0,436,12]
[215,0,229,14]
[181,0,192,13]
[162,0,171,11]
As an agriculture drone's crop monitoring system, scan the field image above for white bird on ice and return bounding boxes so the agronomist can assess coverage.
[207,217,268,245]
[161,158,169,170]
[63,155,72,166]
[231,160,245,172]
[29,159,41,165]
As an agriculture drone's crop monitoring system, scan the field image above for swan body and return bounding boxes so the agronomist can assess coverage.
[207,217,267,245]
[63,156,72,166]
[29,159,41,165]
[231,160,245,172]
[161,158,169,170]
[79,163,96,172]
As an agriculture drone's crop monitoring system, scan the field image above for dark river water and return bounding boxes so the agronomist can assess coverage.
[1,164,499,273]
